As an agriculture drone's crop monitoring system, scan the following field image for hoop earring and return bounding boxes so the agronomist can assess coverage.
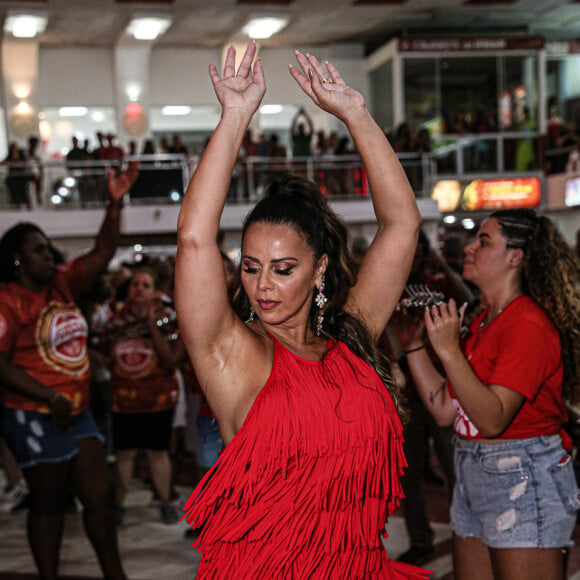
[315,276,327,336]
[245,308,255,324]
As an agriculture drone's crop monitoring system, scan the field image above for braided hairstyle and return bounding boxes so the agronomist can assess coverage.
[232,174,405,418]
[491,208,580,409]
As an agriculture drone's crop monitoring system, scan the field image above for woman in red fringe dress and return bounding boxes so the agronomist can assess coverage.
[175,42,430,579]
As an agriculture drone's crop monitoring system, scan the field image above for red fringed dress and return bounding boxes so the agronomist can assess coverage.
[183,336,430,579]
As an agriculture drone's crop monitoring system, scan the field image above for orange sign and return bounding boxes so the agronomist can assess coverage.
[461,177,541,210]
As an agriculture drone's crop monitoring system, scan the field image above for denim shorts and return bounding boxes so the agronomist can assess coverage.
[1,407,104,469]
[195,415,223,469]
[451,434,580,548]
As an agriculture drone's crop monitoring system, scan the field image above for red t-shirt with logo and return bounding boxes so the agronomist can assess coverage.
[0,259,90,414]
[451,295,567,441]
[109,304,179,413]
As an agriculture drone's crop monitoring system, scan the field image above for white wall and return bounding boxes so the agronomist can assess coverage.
[38,48,115,107]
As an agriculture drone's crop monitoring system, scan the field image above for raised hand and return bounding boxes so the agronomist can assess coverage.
[107,161,139,202]
[289,51,365,123]
[424,298,467,361]
[209,41,265,117]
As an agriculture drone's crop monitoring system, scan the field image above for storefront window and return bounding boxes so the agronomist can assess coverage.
[499,55,538,132]
[403,59,438,137]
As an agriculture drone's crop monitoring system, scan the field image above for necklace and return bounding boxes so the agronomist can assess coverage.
[479,294,521,329]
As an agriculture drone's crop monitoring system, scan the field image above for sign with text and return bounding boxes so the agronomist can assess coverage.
[399,37,545,53]
[431,177,541,212]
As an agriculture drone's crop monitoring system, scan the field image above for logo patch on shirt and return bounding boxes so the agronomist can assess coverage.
[36,302,89,376]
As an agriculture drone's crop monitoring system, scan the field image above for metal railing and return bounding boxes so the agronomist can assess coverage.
[0,152,435,211]
[429,131,543,176]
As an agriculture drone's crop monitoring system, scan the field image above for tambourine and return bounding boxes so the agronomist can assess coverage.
[397,284,445,311]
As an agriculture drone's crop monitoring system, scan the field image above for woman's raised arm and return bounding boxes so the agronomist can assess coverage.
[174,43,266,426]
[289,53,421,340]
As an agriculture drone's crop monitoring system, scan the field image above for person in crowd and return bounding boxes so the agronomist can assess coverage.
[67,136,94,203]
[313,129,327,156]
[106,267,186,525]
[0,162,137,580]
[240,129,259,199]
[394,122,414,153]
[141,139,156,156]
[515,106,536,171]
[3,142,28,208]
[169,134,189,156]
[67,136,89,163]
[390,230,473,567]
[396,209,580,580]
[290,106,314,158]
[176,42,428,578]
[25,136,43,207]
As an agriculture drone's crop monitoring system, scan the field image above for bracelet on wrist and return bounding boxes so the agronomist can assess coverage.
[404,344,425,354]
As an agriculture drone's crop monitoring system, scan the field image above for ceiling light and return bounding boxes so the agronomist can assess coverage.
[127,17,171,41]
[443,215,457,224]
[4,14,47,38]
[242,16,289,40]
[260,105,284,115]
[92,111,105,122]
[59,107,88,117]
[161,106,192,116]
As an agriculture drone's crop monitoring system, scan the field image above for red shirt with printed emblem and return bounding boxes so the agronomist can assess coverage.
[109,304,179,413]
[450,295,567,441]
[0,259,90,414]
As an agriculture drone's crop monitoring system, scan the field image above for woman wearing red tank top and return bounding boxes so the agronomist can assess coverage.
[396,209,580,580]
[175,42,429,578]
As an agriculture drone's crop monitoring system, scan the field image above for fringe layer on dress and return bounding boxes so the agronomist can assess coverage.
[183,338,431,579]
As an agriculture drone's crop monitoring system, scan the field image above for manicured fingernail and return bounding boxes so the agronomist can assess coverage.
[294,49,300,55]
[306,52,311,58]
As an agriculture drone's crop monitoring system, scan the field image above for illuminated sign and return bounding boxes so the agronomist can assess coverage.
[431,177,541,212]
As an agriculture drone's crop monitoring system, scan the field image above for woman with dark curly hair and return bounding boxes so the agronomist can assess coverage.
[0,163,137,580]
[396,208,580,580]
[176,43,428,578]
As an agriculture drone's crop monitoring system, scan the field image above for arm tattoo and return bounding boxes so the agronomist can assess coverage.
[429,380,446,405]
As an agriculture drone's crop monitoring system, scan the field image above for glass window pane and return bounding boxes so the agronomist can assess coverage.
[499,55,538,132]
[440,57,497,134]
[403,58,437,132]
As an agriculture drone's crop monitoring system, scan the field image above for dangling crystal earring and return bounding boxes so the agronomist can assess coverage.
[315,276,327,336]
[245,308,255,324]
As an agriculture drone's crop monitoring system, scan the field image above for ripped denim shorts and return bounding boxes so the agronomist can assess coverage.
[451,434,580,548]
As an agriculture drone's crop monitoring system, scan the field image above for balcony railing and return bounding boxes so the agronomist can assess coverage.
[0,152,435,211]
[430,131,543,176]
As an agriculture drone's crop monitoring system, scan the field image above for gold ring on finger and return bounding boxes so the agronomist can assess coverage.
[321,76,333,84]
